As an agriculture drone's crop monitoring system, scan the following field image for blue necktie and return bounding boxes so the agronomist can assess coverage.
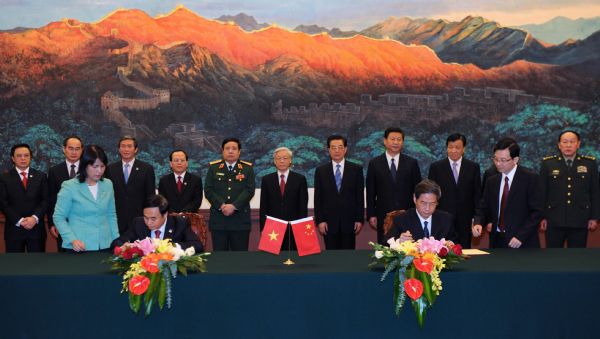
[335,164,342,192]
[452,161,459,183]
[123,163,130,184]
[423,221,430,238]
[390,158,397,182]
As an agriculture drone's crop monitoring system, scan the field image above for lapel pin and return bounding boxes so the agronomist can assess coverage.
[168,229,173,233]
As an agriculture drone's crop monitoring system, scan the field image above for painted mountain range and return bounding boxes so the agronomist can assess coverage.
[518,16,600,44]
[1,5,596,105]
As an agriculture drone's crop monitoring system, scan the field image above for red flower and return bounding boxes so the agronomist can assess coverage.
[438,247,448,257]
[140,257,160,273]
[413,258,433,274]
[113,246,122,256]
[129,275,150,295]
[452,244,463,256]
[404,278,424,301]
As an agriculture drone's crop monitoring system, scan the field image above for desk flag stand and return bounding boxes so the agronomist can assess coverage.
[258,216,322,263]
[283,222,295,265]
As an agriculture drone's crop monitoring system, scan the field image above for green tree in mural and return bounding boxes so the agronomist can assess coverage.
[18,124,64,172]
[494,104,592,170]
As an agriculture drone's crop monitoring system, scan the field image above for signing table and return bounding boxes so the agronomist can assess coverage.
[1,249,599,339]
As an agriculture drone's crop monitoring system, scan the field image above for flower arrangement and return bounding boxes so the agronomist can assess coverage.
[106,238,210,316]
[369,237,467,327]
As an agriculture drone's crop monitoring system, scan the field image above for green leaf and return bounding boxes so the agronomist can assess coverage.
[412,297,428,328]
[129,293,141,314]
[419,271,435,305]
[158,274,167,310]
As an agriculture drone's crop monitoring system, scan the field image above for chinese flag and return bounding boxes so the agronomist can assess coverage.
[258,216,288,255]
[291,217,321,256]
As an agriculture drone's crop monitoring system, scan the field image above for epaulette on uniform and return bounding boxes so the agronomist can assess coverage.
[543,155,559,161]
[581,155,596,161]
[209,159,222,165]
[240,160,253,166]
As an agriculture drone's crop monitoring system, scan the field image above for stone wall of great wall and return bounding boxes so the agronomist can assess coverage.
[272,87,586,128]
[101,36,169,139]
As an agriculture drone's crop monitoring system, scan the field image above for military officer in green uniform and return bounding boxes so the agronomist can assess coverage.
[204,138,255,251]
[539,130,599,247]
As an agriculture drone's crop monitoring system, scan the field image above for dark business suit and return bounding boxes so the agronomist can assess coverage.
[158,172,203,213]
[259,171,308,251]
[386,208,456,241]
[475,166,543,248]
[47,161,75,251]
[0,168,48,252]
[428,158,481,248]
[314,161,364,249]
[366,153,421,245]
[111,215,203,253]
[105,159,156,233]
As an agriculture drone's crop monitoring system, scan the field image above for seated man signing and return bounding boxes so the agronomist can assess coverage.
[111,194,203,253]
[386,179,456,243]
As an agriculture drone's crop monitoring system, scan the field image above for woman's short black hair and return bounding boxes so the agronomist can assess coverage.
[78,145,108,183]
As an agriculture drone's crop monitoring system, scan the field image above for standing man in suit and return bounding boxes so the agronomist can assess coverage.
[111,194,203,253]
[367,127,422,245]
[0,144,48,252]
[428,133,481,248]
[539,130,599,247]
[473,138,543,248]
[47,135,83,251]
[158,149,203,213]
[259,147,308,251]
[314,135,364,249]
[204,138,255,251]
[386,179,456,242]
[105,136,156,233]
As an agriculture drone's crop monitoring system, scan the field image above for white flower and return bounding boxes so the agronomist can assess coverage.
[387,237,402,252]
[168,243,185,261]
[184,246,195,256]
[375,250,384,259]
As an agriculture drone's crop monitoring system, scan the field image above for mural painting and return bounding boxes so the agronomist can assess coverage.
[1,1,599,184]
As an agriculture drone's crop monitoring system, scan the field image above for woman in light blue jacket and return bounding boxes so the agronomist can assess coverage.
[54,145,119,252]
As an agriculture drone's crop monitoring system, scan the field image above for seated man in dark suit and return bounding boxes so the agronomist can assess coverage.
[387,179,456,242]
[158,149,203,213]
[111,194,203,253]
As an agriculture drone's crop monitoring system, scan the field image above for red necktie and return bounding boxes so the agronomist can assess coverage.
[155,230,161,239]
[280,174,285,197]
[498,177,509,232]
[177,176,183,193]
[20,172,27,189]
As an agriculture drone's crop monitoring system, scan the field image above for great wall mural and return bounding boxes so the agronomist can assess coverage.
[1,2,599,185]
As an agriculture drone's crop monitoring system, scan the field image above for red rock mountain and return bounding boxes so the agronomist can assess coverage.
[0,6,594,100]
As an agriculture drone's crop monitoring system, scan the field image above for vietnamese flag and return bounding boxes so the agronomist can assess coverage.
[258,216,288,255]
[290,217,321,256]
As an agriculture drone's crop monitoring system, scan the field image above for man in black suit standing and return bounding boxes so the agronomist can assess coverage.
[386,179,456,242]
[314,135,364,249]
[428,133,481,248]
[47,135,83,251]
[105,136,156,233]
[366,127,422,245]
[0,144,48,252]
[158,149,203,213]
[259,147,308,251]
[111,194,203,253]
[473,138,543,248]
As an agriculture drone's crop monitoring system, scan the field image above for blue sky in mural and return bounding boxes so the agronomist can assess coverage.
[1,0,598,29]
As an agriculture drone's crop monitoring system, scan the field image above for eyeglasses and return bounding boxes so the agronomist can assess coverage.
[275,157,290,161]
[492,157,513,164]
